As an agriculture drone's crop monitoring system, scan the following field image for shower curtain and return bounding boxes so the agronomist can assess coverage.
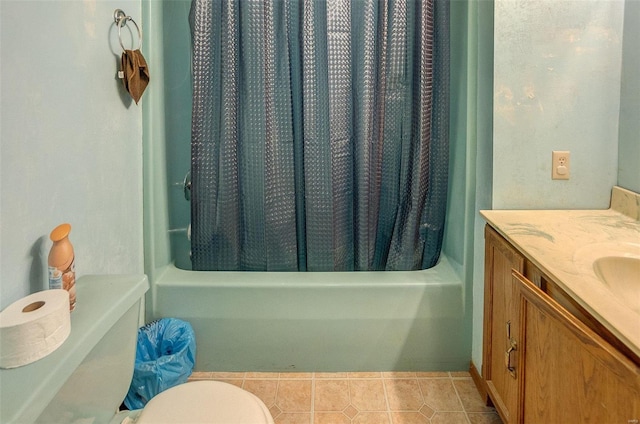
[190,0,449,272]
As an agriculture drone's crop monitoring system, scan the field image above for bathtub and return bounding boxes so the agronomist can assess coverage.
[150,255,469,372]
[143,0,473,373]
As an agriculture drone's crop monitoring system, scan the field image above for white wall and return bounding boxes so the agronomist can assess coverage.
[0,0,144,309]
[493,0,624,209]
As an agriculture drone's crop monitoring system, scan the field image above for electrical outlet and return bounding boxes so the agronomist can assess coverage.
[552,151,570,180]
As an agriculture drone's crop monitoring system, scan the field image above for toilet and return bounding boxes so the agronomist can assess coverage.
[132,380,273,424]
[0,275,274,424]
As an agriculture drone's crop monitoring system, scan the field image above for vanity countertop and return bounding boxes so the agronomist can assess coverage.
[481,186,640,359]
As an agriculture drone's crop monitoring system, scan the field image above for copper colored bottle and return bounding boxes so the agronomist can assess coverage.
[48,223,76,311]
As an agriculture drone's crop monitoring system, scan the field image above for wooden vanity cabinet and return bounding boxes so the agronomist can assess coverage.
[482,225,523,423]
[483,224,640,423]
[514,272,640,422]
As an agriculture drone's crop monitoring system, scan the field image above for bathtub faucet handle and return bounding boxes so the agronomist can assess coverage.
[183,171,191,201]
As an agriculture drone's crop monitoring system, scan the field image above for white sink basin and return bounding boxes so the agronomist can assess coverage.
[593,256,640,312]
[574,242,640,313]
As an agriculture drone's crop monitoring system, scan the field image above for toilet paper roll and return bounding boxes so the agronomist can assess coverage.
[0,289,71,369]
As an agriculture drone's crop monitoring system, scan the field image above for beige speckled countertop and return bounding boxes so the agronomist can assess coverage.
[481,186,640,358]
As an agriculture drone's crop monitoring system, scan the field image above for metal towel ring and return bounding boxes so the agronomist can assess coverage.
[114,9,142,52]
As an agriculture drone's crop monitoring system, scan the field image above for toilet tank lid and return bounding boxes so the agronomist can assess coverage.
[0,274,149,424]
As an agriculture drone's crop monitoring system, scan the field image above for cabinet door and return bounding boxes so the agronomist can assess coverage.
[514,271,640,423]
[483,225,524,423]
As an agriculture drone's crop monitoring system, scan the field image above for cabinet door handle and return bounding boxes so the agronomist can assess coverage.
[505,338,517,378]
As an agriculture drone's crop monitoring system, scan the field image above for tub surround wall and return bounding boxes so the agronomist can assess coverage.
[142,0,172,284]
[0,0,144,309]
[469,0,495,376]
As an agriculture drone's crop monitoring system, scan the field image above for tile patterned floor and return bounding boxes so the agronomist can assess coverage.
[188,371,503,424]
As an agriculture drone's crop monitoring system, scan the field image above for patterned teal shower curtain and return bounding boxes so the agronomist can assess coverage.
[190,0,449,271]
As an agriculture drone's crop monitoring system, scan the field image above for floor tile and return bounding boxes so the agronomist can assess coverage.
[343,405,359,419]
[418,378,463,411]
[384,379,424,411]
[467,412,504,424]
[450,371,472,378]
[390,411,430,424]
[348,372,381,378]
[453,378,496,413]
[352,411,391,424]
[246,372,279,379]
[382,372,417,378]
[189,371,212,379]
[315,372,349,378]
[415,372,449,378]
[215,378,243,388]
[280,372,310,379]
[349,378,387,411]
[314,379,350,411]
[313,412,350,424]
[277,380,312,412]
[194,370,502,423]
[244,379,279,406]
[430,412,470,424]
[210,372,245,379]
[419,404,435,419]
[275,412,312,424]
[269,405,282,419]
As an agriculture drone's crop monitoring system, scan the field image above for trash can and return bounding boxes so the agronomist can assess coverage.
[124,318,196,410]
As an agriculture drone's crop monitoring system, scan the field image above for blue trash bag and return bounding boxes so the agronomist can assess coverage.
[124,318,196,410]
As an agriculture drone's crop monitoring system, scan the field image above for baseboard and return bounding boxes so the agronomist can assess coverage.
[469,360,492,407]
